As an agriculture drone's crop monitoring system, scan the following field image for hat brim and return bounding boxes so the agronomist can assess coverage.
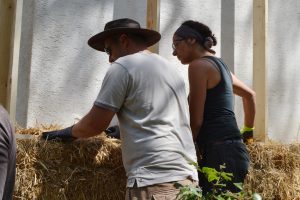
[88,28,161,51]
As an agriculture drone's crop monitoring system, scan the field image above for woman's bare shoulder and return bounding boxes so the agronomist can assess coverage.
[189,58,214,72]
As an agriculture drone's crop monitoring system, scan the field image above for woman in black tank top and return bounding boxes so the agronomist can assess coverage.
[172,20,256,194]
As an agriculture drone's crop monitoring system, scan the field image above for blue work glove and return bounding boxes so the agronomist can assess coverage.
[240,125,254,144]
[42,125,75,141]
[105,125,120,139]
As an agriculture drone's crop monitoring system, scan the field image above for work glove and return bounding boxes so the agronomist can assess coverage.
[42,125,75,141]
[240,125,254,145]
[105,125,120,139]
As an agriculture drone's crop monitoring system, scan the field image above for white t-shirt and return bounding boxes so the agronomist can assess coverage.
[95,51,198,187]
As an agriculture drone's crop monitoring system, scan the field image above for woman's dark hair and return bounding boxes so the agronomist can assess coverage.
[182,20,217,53]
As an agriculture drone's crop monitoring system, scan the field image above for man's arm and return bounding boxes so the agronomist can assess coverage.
[42,105,116,140]
[72,105,115,138]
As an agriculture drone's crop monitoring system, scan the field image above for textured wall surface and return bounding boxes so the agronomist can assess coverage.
[16,0,300,143]
[20,0,114,126]
[268,0,300,142]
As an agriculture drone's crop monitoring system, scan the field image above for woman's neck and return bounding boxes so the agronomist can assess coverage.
[193,50,214,59]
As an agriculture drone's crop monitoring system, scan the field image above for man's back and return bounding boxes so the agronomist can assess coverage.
[95,51,198,187]
[0,106,16,200]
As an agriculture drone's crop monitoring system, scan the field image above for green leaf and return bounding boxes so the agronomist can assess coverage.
[220,164,226,170]
[214,183,227,188]
[220,171,233,181]
[202,167,220,182]
[215,195,226,200]
[233,182,243,191]
[189,161,202,171]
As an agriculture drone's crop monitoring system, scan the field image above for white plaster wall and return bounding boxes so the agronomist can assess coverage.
[268,0,300,143]
[16,0,300,143]
[25,0,114,126]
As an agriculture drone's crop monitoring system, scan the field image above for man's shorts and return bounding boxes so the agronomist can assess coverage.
[125,178,198,200]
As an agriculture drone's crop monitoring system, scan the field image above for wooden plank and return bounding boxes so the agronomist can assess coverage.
[146,0,160,53]
[0,0,15,108]
[7,0,23,122]
[253,0,268,142]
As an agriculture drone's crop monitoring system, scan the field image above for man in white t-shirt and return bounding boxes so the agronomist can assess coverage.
[43,18,198,199]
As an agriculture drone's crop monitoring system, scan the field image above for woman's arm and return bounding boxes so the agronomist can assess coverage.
[188,60,209,140]
[231,73,256,127]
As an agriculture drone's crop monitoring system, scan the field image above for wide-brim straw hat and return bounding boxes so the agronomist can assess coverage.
[88,18,161,51]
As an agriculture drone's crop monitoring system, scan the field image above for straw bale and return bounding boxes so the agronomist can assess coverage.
[14,126,126,200]
[14,127,300,200]
[244,142,300,200]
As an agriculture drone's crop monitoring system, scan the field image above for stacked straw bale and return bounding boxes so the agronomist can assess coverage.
[244,142,300,199]
[14,126,126,200]
[14,126,300,199]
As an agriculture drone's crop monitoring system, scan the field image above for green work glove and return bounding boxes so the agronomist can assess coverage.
[240,125,254,144]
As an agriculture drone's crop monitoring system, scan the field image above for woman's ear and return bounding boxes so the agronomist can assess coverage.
[186,38,197,45]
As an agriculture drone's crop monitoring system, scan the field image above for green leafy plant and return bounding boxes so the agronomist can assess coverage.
[175,162,261,200]
[174,182,202,200]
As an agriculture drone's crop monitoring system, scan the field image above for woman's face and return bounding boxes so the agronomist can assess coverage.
[172,35,194,64]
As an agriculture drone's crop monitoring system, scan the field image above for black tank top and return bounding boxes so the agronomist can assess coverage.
[196,56,241,146]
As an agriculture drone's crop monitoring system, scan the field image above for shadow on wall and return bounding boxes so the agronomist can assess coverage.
[221,0,235,73]
[160,0,184,39]
[113,0,147,26]
[15,0,34,127]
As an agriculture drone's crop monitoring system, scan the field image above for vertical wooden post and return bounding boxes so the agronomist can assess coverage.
[253,0,268,142]
[146,0,160,53]
[0,0,15,109]
[7,0,23,122]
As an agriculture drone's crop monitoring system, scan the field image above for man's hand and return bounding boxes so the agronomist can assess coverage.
[105,125,120,139]
[240,126,254,145]
[42,126,75,141]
